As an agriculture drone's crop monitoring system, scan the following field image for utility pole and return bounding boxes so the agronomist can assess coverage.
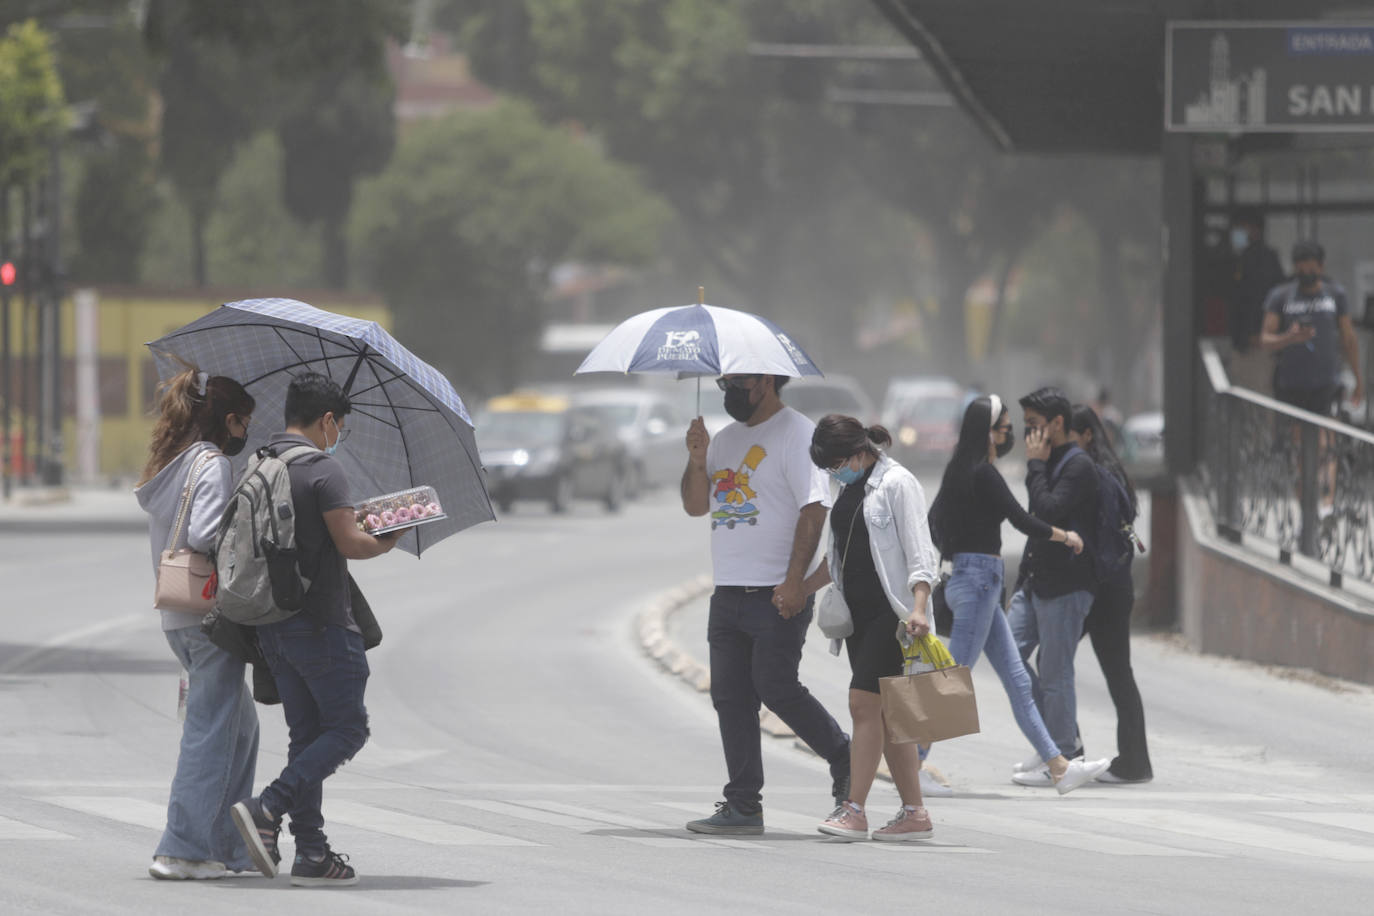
[1,186,11,499]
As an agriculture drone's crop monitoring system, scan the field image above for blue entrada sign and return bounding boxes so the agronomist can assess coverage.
[1167,22,1374,132]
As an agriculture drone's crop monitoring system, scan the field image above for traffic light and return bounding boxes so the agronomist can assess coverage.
[0,261,13,286]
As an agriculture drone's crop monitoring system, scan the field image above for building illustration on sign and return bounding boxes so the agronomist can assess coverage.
[1184,33,1267,127]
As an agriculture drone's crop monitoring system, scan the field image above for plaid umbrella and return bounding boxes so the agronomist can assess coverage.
[148,297,493,555]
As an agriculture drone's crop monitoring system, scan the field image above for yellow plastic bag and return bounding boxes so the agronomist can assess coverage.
[898,630,956,675]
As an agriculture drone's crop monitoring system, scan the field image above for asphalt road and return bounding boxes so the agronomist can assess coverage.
[2,486,1373,915]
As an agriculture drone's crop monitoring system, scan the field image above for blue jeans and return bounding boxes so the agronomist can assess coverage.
[157,626,258,869]
[945,554,1059,763]
[708,587,849,811]
[256,616,370,857]
[1007,585,1095,756]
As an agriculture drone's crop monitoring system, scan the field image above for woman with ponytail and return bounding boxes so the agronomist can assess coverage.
[802,414,940,841]
[926,395,1107,794]
[1069,404,1152,784]
[135,365,258,880]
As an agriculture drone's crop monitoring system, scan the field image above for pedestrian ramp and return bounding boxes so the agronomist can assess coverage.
[4,790,1374,866]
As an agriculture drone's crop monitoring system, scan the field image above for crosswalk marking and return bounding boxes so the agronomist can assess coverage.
[1269,811,1374,837]
[452,800,606,830]
[0,813,72,840]
[518,800,720,849]
[326,800,539,847]
[38,796,165,831]
[1067,808,1374,863]
[942,808,1216,858]
[655,800,820,834]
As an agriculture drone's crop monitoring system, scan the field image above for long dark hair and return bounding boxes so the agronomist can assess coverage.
[809,414,891,468]
[928,396,1003,553]
[1070,404,1137,514]
[140,363,254,485]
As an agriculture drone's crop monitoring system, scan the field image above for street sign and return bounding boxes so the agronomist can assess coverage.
[1167,22,1374,133]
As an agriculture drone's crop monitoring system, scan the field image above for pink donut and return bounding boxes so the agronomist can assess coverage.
[365,514,382,531]
[426,503,441,517]
[380,509,398,527]
[396,506,414,523]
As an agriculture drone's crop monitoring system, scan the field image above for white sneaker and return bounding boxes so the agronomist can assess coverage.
[1012,751,1043,774]
[1055,758,1112,796]
[919,766,954,798]
[1010,766,1054,788]
[148,856,227,880]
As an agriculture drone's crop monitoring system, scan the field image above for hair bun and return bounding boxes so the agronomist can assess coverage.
[866,424,892,448]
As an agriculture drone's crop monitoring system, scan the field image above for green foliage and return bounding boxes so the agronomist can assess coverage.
[278,66,397,287]
[351,102,670,393]
[0,19,65,187]
[140,131,323,289]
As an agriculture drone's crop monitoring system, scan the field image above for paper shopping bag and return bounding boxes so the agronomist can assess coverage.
[879,664,980,745]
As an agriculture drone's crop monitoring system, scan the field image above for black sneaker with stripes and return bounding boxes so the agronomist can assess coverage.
[290,848,358,887]
[229,797,281,878]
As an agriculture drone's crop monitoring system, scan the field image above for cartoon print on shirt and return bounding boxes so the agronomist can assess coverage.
[710,444,766,530]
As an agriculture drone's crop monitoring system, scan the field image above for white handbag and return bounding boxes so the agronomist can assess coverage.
[816,502,861,640]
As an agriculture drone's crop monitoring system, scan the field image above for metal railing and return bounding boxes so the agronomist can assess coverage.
[1197,339,1374,592]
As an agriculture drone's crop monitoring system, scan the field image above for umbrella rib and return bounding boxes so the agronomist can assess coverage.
[371,365,423,555]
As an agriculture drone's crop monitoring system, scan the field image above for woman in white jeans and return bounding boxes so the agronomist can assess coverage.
[925,395,1107,793]
[802,416,940,841]
[135,366,257,879]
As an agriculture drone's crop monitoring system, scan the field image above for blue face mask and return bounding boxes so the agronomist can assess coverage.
[829,464,864,486]
[325,415,342,456]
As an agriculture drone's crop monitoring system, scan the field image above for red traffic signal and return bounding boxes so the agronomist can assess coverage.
[0,262,14,286]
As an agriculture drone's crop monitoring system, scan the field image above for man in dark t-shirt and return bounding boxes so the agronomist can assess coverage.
[231,373,404,887]
[1261,239,1365,416]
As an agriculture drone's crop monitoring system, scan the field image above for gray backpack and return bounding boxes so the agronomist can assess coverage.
[213,444,319,625]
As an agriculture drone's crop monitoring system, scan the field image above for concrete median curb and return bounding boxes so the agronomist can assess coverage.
[634,576,907,782]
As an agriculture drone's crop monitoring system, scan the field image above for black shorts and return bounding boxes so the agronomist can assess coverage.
[1275,384,1339,416]
[844,604,904,694]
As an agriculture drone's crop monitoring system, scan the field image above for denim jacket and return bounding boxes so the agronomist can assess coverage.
[827,452,940,621]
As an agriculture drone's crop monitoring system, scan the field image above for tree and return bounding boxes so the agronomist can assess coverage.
[0,19,65,189]
[277,66,395,288]
[143,0,407,287]
[351,102,670,393]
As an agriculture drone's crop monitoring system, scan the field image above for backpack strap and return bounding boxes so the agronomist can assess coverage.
[277,444,322,465]
[1048,444,1086,485]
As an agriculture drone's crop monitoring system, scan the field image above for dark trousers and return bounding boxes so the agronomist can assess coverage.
[707,586,849,811]
[1084,575,1152,779]
[256,615,370,857]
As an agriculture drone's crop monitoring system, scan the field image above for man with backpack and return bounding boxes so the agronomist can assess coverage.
[229,373,404,886]
[1005,387,1109,787]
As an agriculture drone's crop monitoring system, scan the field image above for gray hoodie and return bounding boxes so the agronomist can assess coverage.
[134,441,232,631]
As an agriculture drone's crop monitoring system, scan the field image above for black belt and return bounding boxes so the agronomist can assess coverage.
[716,585,778,593]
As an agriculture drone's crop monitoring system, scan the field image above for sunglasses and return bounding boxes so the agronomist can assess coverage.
[715,375,761,391]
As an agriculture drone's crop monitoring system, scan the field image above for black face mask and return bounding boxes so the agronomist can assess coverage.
[1297,271,1321,289]
[995,435,1015,458]
[222,435,248,457]
[723,387,757,422]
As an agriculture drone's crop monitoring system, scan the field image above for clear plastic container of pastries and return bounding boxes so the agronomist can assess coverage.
[355,485,446,535]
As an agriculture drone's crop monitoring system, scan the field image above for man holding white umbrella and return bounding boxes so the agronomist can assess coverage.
[681,373,849,835]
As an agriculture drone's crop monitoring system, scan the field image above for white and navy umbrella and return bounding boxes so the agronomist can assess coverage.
[575,300,823,389]
[148,297,493,556]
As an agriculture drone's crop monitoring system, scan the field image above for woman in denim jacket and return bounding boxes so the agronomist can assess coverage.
[801,415,940,841]
[135,366,257,879]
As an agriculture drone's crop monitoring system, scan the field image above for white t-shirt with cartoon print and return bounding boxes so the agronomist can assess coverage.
[705,406,832,586]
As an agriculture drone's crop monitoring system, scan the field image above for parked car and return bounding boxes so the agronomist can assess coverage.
[572,387,685,498]
[778,374,877,425]
[880,375,965,467]
[1121,410,1164,471]
[476,391,629,514]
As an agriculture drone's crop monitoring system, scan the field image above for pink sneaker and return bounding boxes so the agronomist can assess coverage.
[871,805,934,841]
[817,801,869,839]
